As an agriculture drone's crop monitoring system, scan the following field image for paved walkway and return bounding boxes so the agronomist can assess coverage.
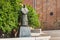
[43,30,60,40]
[0,30,59,40]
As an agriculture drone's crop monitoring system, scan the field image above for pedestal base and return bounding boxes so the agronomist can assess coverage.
[19,26,31,37]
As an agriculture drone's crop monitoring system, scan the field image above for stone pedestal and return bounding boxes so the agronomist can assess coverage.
[20,26,31,37]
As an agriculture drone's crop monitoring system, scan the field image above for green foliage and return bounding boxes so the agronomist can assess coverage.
[0,0,22,33]
[27,5,40,28]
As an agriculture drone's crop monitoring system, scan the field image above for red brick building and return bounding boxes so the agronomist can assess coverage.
[23,0,60,30]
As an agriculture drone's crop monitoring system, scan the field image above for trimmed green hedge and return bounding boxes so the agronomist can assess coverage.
[0,0,22,33]
[27,5,40,28]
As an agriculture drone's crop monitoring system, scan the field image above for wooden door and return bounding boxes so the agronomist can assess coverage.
[41,0,60,30]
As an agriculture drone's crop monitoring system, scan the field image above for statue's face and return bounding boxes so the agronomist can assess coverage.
[21,7,29,14]
[23,5,25,8]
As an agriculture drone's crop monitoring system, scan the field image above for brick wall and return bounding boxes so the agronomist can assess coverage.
[23,0,33,7]
[23,0,60,30]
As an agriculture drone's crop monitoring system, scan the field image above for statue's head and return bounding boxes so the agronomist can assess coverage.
[21,4,29,14]
[23,5,25,8]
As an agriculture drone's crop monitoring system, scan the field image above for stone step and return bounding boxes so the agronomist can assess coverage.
[43,30,60,37]
[0,36,51,40]
[50,37,60,40]
[43,30,60,40]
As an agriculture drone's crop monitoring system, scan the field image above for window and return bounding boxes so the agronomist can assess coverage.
[33,0,36,9]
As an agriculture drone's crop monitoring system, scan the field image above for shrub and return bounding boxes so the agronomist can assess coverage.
[27,5,40,28]
[0,0,22,33]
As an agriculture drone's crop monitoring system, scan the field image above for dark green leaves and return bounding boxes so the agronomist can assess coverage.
[0,0,22,33]
[27,5,40,28]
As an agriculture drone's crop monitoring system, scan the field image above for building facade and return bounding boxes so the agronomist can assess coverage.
[23,0,60,30]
